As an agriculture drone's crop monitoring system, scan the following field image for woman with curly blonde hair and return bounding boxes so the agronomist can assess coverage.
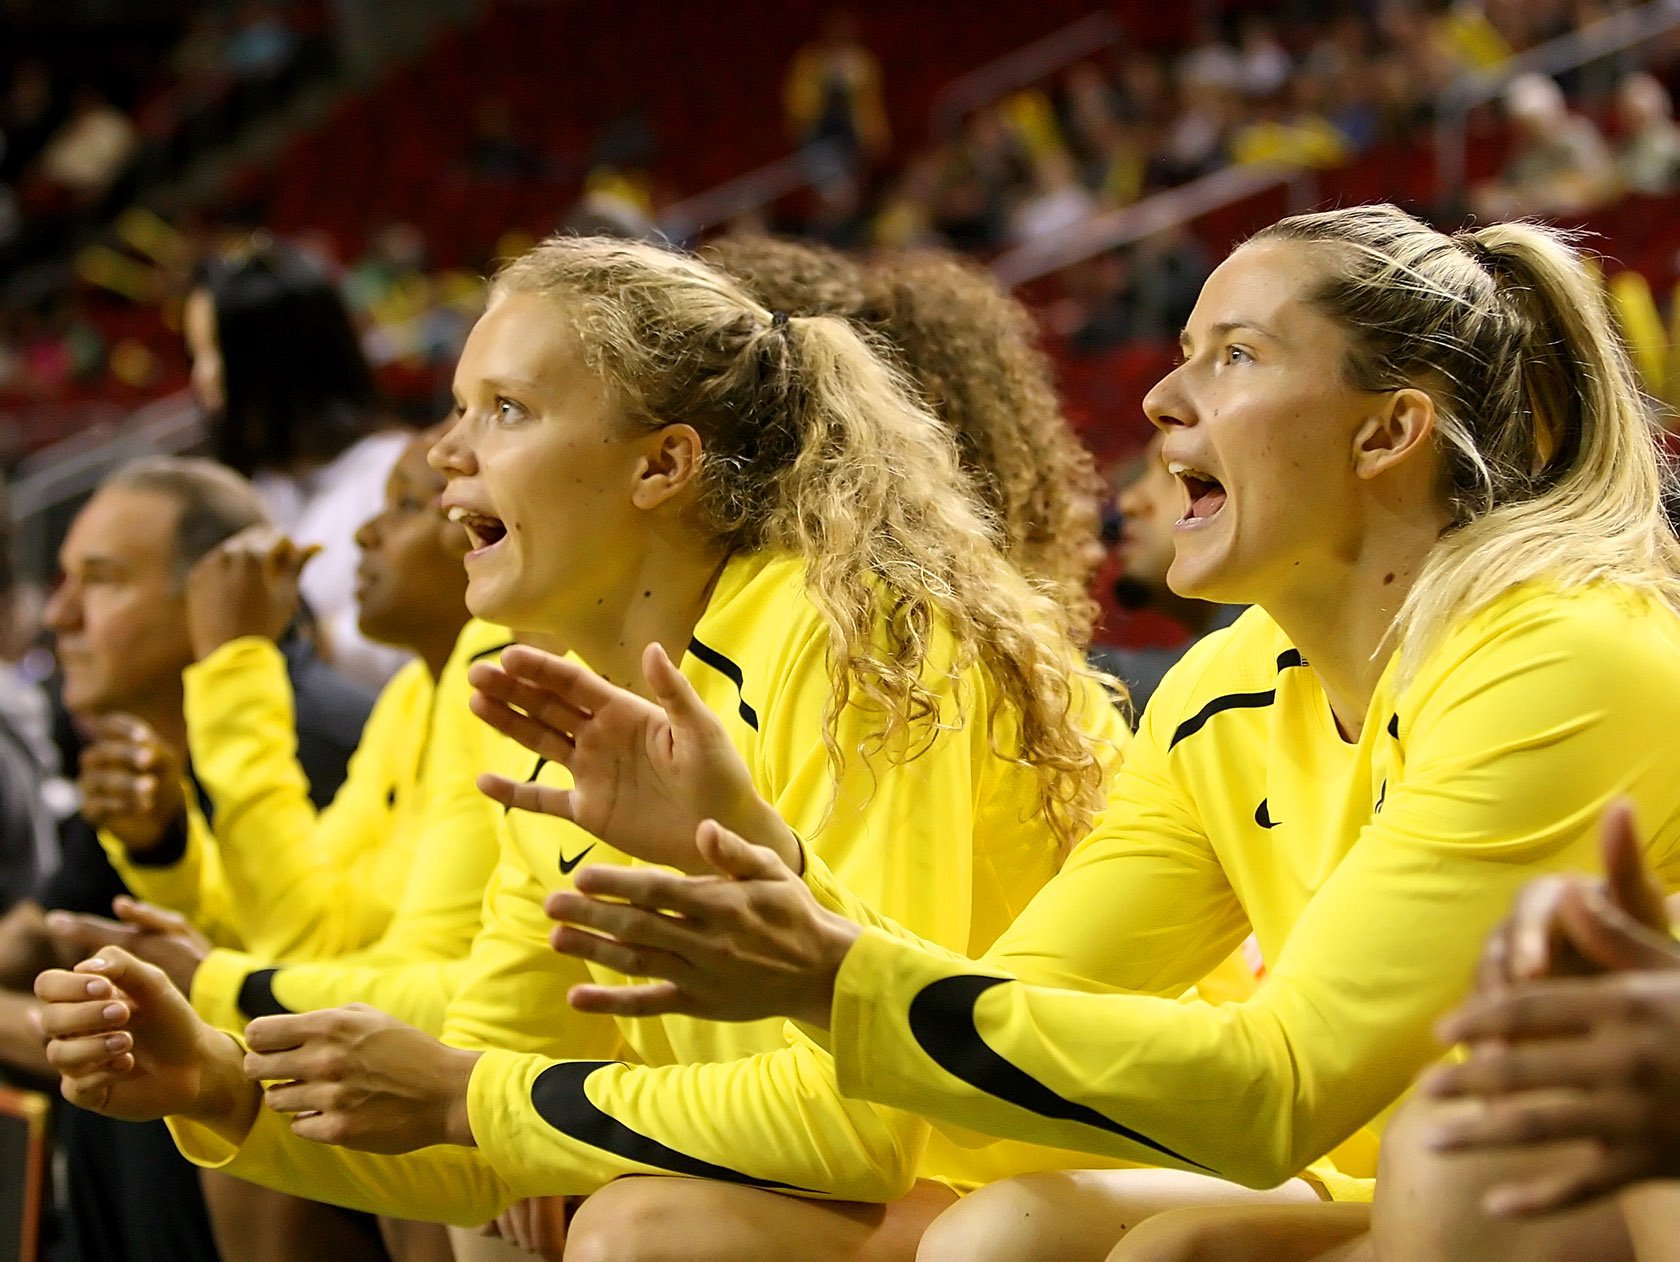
[704,233,1106,646]
[34,233,1119,1262]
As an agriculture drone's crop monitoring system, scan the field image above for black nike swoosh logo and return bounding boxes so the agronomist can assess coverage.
[907,974,1213,1171]
[529,1061,815,1191]
[558,843,596,876]
[1255,799,1279,829]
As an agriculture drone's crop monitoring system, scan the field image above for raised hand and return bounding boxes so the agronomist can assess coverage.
[184,525,319,660]
[468,642,798,874]
[1422,800,1680,1215]
[547,820,859,1027]
[77,714,186,853]
[242,1005,480,1153]
[46,897,211,995]
[34,946,255,1137]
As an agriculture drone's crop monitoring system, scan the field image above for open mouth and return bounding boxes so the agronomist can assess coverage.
[1168,462,1228,524]
[447,506,509,552]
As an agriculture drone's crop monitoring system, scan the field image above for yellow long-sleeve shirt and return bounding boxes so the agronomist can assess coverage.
[797,583,1680,1191]
[173,550,1124,1221]
[189,620,514,1036]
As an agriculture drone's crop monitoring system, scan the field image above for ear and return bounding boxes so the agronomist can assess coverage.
[1352,388,1436,481]
[630,424,704,511]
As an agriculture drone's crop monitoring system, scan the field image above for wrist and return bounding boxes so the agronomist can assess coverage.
[438,1046,483,1147]
[191,1029,261,1141]
[798,910,861,1030]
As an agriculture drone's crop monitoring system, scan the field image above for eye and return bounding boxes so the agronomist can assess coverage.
[1224,344,1253,365]
[495,396,528,421]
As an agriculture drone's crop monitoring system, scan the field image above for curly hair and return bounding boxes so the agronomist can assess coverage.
[493,235,1108,848]
[704,234,1104,645]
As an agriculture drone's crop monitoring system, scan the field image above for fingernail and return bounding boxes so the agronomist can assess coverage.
[84,977,110,996]
[102,1003,126,1022]
[105,1034,127,1052]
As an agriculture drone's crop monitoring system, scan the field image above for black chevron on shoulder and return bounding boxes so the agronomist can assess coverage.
[471,641,517,662]
[686,636,759,730]
[529,1061,815,1190]
[1169,648,1309,750]
[908,974,1213,1170]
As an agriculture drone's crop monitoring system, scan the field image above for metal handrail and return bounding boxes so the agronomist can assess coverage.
[656,139,848,243]
[1434,0,1680,201]
[929,12,1123,139]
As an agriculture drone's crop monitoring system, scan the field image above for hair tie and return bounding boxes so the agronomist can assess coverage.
[771,310,790,331]
[1459,233,1500,277]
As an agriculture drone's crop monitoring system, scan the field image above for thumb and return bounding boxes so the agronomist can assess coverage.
[643,643,713,729]
[46,911,136,955]
[696,819,788,881]
[1599,798,1669,934]
[1555,880,1680,973]
[113,897,191,935]
[77,945,171,999]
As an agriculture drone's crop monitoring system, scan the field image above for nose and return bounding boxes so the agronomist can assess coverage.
[1142,367,1192,434]
[428,413,475,478]
[44,576,80,634]
[354,510,383,552]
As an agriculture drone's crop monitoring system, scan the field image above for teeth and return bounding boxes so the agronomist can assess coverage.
[1167,461,1216,482]
[447,507,469,523]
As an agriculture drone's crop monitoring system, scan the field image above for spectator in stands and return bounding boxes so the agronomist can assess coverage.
[1614,71,1680,197]
[1473,72,1618,221]
[0,481,56,915]
[1090,434,1240,719]
[186,242,413,689]
[0,456,373,1262]
[1237,15,1294,101]
[783,8,891,170]
[1009,148,1097,245]
[29,83,136,210]
[223,0,300,82]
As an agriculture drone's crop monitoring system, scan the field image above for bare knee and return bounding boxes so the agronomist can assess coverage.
[1104,1206,1236,1262]
[564,1180,685,1262]
[917,1176,1082,1262]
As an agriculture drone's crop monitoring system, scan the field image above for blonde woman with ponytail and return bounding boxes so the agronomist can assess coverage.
[426,204,1680,1259]
[31,234,1118,1260]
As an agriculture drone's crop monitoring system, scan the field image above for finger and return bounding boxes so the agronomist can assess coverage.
[1509,876,1574,982]
[1427,1093,1643,1152]
[568,980,692,1018]
[1475,916,1515,996]
[44,911,140,957]
[545,891,702,956]
[46,1030,134,1073]
[1555,882,1680,973]
[1599,798,1670,934]
[466,690,579,766]
[85,713,150,744]
[644,642,712,727]
[568,865,724,920]
[36,996,131,1041]
[497,645,627,715]
[63,947,168,1005]
[468,661,593,730]
[1439,975,1679,1045]
[476,773,576,821]
[262,1080,328,1116]
[548,924,690,980]
[1423,1036,1616,1100]
[696,819,791,882]
[112,897,193,935]
[243,1012,318,1053]
[1483,1150,1653,1218]
[33,966,114,1004]
[58,1055,136,1098]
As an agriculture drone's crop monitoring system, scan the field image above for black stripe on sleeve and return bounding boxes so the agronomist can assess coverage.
[529,1061,816,1191]
[471,641,517,662]
[908,974,1214,1171]
[238,968,295,1020]
[685,637,759,730]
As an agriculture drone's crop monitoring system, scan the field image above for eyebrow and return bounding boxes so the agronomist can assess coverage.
[479,374,545,394]
[1178,319,1284,350]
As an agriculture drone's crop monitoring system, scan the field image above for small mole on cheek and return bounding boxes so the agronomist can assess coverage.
[595,597,604,606]
[1382,572,1395,586]
[642,590,651,598]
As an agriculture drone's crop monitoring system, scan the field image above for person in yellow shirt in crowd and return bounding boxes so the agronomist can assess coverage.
[424,205,1680,1260]
[33,234,1120,1262]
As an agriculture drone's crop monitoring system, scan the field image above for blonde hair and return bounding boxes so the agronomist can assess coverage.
[1253,204,1680,680]
[703,234,1105,644]
[492,236,1107,847]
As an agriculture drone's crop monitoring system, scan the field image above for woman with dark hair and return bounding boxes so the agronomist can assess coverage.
[184,242,412,688]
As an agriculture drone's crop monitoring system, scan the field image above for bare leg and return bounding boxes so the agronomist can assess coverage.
[914,1169,1320,1262]
[1367,1094,1632,1262]
[199,1169,391,1262]
[380,1215,455,1262]
[1107,1203,1372,1262]
[1620,1184,1680,1262]
[559,1176,958,1262]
